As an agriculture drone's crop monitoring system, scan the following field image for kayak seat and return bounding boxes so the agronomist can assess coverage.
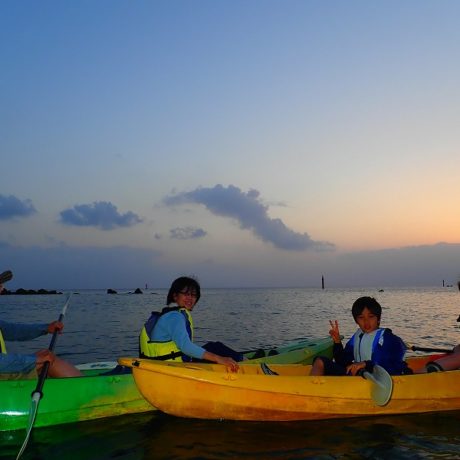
[268,349,279,356]
[252,349,265,359]
[99,365,133,376]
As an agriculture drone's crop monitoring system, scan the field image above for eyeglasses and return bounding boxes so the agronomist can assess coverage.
[178,291,197,298]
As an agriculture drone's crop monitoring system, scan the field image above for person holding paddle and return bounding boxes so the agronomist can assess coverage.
[139,276,241,371]
[0,276,81,379]
[310,296,412,376]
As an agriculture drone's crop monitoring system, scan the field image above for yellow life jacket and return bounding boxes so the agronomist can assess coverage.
[0,328,6,354]
[139,308,194,361]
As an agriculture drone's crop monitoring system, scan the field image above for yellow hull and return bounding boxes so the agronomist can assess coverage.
[118,356,460,421]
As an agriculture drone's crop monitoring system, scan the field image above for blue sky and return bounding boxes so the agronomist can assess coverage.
[1,1,460,289]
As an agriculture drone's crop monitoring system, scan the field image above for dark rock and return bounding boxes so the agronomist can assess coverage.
[107,289,118,294]
[1,288,62,295]
[134,288,143,294]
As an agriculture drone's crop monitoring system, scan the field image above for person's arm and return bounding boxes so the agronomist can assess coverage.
[0,320,48,341]
[163,313,239,371]
[372,331,407,375]
[335,339,356,368]
[201,350,239,370]
[329,321,354,367]
[166,313,207,359]
[0,352,37,374]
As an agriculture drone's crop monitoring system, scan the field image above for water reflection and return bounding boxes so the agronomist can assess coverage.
[2,411,460,459]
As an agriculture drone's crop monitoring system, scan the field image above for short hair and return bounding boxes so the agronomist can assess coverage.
[351,296,382,321]
[166,276,201,305]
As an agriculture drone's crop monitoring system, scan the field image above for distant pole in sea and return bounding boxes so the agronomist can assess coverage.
[443,279,445,287]
[322,275,325,290]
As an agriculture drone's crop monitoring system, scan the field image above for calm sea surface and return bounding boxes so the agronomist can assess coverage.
[1,287,460,459]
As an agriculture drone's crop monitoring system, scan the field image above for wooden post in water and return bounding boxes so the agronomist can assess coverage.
[321,275,325,290]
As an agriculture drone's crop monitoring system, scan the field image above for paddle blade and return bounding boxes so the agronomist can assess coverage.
[0,270,13,284]
[364,364,393,407]
[16,393,40,460]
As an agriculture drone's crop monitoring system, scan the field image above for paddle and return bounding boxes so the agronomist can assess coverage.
[406,344,453,354]
[361,364,393,406]
[0,270,13,285]
[16,293,72,460]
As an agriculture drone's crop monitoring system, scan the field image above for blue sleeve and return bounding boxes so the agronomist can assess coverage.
[0,320,48,341]
[154,312,206,359]
[372,331,407,375]
[0,353,36,373]
[334,338,354,366]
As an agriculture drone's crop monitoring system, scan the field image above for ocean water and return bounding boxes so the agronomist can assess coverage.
[1,287,460,459]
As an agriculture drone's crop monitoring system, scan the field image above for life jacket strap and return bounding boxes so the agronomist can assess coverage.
[140,350,184,361]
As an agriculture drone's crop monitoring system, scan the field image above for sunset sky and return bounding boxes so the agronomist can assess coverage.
[1,1,460,289]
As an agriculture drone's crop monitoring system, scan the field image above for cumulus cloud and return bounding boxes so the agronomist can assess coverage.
[163,184,335,251]
[0,194,36,220]
[170,226,207,240]
[60,201,142,230]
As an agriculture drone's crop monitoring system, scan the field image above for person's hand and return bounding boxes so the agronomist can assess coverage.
[35,349,56,368]
[328,320,341,343]
[346,361,366,376]
[217,356,239,372]
[47,321,64,334]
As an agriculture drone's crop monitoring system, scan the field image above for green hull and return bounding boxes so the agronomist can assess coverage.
[0,367,153,432]
[243,336,334,364]
[0,337,333,432]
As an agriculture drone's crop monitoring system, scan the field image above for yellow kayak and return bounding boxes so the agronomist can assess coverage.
[118,355,460,421]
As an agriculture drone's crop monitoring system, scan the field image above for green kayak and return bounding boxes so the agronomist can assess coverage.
[1,337,333,431]
[0,363,152,432]
[242,336,333,364]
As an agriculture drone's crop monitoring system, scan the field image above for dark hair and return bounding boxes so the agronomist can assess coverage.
[166,276,201,305]
[351,296,382,321]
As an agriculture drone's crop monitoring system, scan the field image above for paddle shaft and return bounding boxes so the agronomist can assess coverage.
[16,294,72,460]
[408,345,453,353]
[32,294,71,398]
[33,312,65,397]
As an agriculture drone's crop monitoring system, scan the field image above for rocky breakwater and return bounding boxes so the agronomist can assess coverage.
[0,288,62,295]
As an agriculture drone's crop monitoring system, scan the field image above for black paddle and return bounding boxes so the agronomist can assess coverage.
[406,344,453,354]
[0,270,13,285]
[16,293,72,460]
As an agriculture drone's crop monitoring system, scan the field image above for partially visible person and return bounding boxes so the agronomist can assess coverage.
[420,283,460,372]
[310,296,411,376]
[139,276,241,371]
[0,283,82,379]
[421,345,460,372]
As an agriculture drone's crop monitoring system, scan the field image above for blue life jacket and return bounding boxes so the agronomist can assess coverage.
[348,328,386,362]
